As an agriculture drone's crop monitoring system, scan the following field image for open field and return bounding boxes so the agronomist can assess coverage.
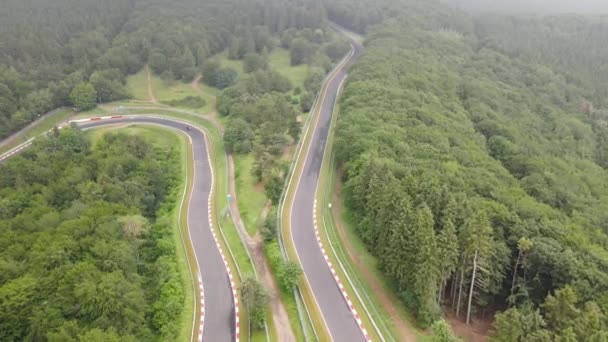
[127,69,214,113]
[126,69,150,100]
[267,49,308,90]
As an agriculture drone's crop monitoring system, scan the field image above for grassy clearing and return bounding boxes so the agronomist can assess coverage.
[127,68,214,113]
[86,125,198,342]
[233,154,267,235]
[215,51,245,75]
[268,49,308,90]
[151,79,214,114]
[126,69,150,100]
[0,108,72,155]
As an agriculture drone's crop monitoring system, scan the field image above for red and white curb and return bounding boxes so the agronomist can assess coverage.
[313,199,371,342]
[0,137,35,162]
[69,115,123,123]
[0,116,126,163]
[202,132,240,342]
[6,114,241,341]
[198,274,205,341]
[68,115,241,341]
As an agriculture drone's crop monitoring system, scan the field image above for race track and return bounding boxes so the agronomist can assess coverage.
[78,116,236,342]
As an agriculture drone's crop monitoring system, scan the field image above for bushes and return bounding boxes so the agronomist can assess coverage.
[239,278,269,330]
[264,226,302,292]
[162,95,207,109]
[202,60,238,89]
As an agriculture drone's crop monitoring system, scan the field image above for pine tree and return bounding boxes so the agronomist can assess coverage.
[410,203,440,326]
[437,216,459,304]
[460,210,493,325]
[509,237,533,306]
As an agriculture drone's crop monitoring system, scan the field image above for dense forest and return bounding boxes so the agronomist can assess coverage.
[0,0,342,139]
[0,128,183,340]
[329,0,608,339]
[0,0,350,338]
[0,0,135,138]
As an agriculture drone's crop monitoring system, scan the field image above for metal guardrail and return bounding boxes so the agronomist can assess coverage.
[275,43,355,342]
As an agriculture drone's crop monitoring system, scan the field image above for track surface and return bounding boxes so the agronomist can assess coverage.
[290,40,364,341]
[78,117,234,342]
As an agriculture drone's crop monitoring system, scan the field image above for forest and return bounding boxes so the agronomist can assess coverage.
[328,0,608,339]
[0,0,350,339]
[0,0,341,139]
[0,128,183,340]
[3,0,608,340]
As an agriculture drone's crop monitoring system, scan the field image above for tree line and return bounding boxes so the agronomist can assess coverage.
[327,0,608,339]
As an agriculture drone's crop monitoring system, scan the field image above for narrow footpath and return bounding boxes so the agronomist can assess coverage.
[193,73,296,341]
[146,64,158,104]
[227,156,296,342]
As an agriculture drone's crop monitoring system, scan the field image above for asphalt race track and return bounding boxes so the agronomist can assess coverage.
[290,40,365,341]
[79,117,234,342]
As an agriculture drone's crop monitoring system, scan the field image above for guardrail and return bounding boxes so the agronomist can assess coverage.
[276,41,356,342]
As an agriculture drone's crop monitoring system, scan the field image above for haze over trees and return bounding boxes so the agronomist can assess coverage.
[327,0,608,338]
[444,0,608,15]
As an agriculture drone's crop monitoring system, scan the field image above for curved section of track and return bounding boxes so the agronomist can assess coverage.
[289,39,364,341]
[76,116,237,342]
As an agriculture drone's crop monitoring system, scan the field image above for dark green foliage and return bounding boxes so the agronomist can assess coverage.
[290,38,313,65]
[260,213,278,243]
[303,68,325,94]
[204,67,238,89]
[264,238,302,291]
[239,278,269,330]
[0,128,183,340]
[330,0,608,333]
[244,52,269,73]
[299,91,314,112]
[277,261,302,292]
[324,40,351,62]
[265,174,284,205]
[0,0,134,139]
[70,83,97,111]
[162,95,206,109]
[224,118,255,154]
[491,286,608,341]
[90,70,129,103]
[431,319,460,342]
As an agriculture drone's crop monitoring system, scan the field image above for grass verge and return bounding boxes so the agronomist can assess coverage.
[233,154,267,235]
[313,88,384,342]
[0,108,72,155]
[278,49,357,342]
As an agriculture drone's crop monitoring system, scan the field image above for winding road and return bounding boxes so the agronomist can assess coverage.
[77,116,237,342]
[287,37,366,341]
[0,25,367,342]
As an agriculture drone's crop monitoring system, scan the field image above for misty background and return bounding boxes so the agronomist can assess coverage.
[444,0,608,15]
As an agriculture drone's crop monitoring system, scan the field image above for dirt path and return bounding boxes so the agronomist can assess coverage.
[227,155,295,342]
[191,74,203,92]
[145,65,158,104]
[332,170,418,342]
